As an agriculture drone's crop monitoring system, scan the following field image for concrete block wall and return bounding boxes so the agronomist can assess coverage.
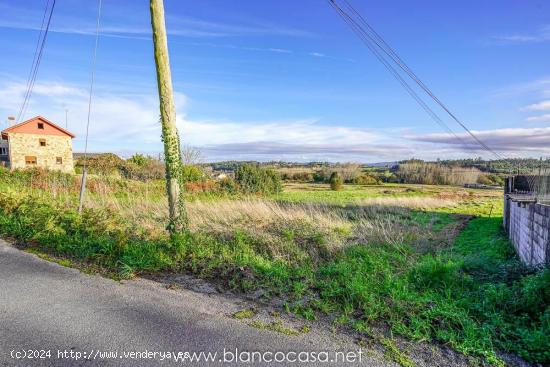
[504,197,550,267]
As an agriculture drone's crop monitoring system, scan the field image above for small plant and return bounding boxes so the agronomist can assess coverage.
[248,320,301,336]
[232,308,256,319]
[329,172,343,191]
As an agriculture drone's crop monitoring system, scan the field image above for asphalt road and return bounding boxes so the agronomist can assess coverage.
[0,240,386,366]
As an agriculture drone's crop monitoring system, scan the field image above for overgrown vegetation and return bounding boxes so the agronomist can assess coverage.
[0,167,547,365]
[329,171,343,191]
[234,164,282,195]
[397,160,481,186]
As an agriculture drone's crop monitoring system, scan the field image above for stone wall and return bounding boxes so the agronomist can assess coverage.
[504,196,550,266]
[8,132,74,173]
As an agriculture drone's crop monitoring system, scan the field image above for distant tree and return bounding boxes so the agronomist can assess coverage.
[181,145,203,165]
[329,172,343,191]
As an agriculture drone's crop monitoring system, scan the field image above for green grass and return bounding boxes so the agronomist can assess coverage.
[274,183,434,205]
[0,169,547,365]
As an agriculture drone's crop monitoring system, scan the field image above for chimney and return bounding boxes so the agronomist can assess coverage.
[7,116,15,127]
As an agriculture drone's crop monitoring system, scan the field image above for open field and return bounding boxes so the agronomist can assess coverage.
[0,169,548,366]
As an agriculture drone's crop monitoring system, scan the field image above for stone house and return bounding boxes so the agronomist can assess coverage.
[0,116,75,173]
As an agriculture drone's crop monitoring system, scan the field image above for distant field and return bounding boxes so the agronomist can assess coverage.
[277,182,501,208]
[0,170,547,366]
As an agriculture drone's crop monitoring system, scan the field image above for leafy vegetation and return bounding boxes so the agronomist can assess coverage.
[0,167,547,365]
[329,171,343,191]
[234,164,282,195]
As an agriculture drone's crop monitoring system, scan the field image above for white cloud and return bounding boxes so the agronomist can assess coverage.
[0,81,390,160]
[0,2,313,39]
[411,127,550,154]
[267,48,292,54]
[179,118,381,147]
[2,81,548,162]
[493,25,550,43]
[309,52,326,58]
[522,100,550,111]
[525,114,550,123]
[491,77,550,99]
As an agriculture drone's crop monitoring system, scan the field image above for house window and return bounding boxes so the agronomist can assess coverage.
[56,157,63,164]
[37,122,44,129]
[0,147,6,155]
[39,139,46,147]
[25,156,37,165]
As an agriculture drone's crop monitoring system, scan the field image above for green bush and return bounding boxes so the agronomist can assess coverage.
[127,153,148,166]
[477,174,504,186]
[329,172,343,191]
[353,174,382,185]
[0,193,172,273]
[218,177,240,194]
[75,153,125,175]
[119,159,165,181]
[234,164,282,195]
[181,165,206,183]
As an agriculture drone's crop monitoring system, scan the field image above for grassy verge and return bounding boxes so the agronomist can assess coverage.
[0,171,548,365]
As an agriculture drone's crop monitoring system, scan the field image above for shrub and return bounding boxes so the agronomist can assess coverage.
[218,177,240,194]
[234,164,282,195]
[313,164,361,183]
[477,174,504,186]
[313,170,328,183]
[477,174,493,185]
[353,174,382,185]
[184,180,217,193]
[119,158,165,181]
[181,165,206,183]
[329,172,343,191]
[127,153,148,166]
[75,153,125,175]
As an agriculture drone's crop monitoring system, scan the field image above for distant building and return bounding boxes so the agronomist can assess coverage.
[0,116,75,173]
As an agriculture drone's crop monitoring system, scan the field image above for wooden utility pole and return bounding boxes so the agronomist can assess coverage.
[150,0,187,233]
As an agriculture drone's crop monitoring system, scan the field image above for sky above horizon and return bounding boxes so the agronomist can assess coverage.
[0,0,549,162]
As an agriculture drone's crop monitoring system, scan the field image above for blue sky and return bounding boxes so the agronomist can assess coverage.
[0,0,549,162]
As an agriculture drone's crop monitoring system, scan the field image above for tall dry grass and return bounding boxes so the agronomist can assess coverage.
[5,168,453,261]
[84,193,446,263]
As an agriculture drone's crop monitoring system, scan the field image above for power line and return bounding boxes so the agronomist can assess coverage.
[339,0,503,159]
[78,0,103,214]
[17,0,56,122]
[328,0,504,160]
[327,0,468,147]
[16,0,50,122]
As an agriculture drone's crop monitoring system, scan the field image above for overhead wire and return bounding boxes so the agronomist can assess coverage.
[16,0,50,122]
[17,0,56,122]
[328,0,505,160]
[327,0,468,147]
[78,0,102,214]
[340,0,504,159]
[81,0,103,169]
